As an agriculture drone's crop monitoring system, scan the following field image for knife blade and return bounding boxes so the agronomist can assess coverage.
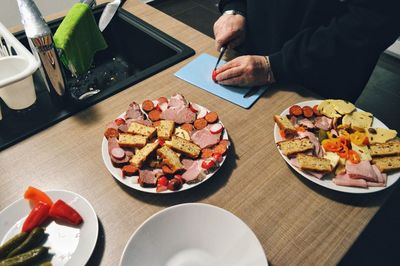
[98,0,126,32]
[243,86,261,98]
[214,46,227,70]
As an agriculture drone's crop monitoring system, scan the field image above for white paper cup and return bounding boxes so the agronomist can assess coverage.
[0,56,37,119]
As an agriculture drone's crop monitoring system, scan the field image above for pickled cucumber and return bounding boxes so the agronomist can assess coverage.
[0,232,28,259]
[7,228,45,258]
[0,246,48,266]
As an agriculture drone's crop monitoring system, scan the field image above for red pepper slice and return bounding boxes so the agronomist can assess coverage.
[337,145,349,158]
[24,186,53,207]
[49,200,83,225]
[22,202,50,232]
[348,150,361,164]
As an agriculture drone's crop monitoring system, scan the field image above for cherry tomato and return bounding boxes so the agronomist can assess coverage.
[212,70,217,82]
[168,178,182,191]
[114,118,125,126]
[201,159,215,170]
[212,153,223,163]
[157,176,169,186]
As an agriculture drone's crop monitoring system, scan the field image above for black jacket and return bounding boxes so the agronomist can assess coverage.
[219,0,400,102]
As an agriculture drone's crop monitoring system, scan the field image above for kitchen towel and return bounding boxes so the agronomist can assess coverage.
[175,53,268,109]
[54,3,107,76]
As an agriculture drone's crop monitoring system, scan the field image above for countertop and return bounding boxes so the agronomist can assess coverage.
[1,1,396,265]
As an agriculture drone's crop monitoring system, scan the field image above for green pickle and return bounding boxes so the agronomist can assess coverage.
[7,228,46,258]
[0,247,48,266]
[0,232,28,259]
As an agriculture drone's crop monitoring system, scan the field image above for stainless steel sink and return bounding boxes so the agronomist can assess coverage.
[0,4,195,151]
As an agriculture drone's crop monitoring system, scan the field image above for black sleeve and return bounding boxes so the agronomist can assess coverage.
[218,0,246,15]
[268,0,400,102]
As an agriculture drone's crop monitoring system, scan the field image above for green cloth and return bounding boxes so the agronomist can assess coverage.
[54,3,107,75]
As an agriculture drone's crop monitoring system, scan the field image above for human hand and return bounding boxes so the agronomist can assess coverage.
[215,56,275,87]
[213,13,246,51]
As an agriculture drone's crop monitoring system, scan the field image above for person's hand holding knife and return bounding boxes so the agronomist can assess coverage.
[213,10,275,87]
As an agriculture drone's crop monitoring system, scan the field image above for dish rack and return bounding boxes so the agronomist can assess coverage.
[0,21,40,120]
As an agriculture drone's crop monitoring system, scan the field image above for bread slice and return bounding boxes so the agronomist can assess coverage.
[167,136,201,158]
[296,154,332,172]
[367,128,398,144]
[118,134,147,148]
[157,146,184,173]
[274,115,296,136]
[277,138,313,156]
[372,155,400,172]
[130,142,159,168]
[370,140,400,157]
[342,111,373,130]
[157,120,175,140]
[128,122,156,138]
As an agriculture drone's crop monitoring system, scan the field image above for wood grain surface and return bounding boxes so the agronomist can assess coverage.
[1,1,394,265]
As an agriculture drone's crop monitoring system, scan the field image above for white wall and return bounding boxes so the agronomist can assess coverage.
[0,0,78,28]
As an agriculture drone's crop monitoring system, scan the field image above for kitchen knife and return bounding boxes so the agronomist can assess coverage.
[214,46,227,70]
[98,0,126,32]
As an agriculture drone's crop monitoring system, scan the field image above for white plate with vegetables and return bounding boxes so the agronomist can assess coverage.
[274,100,400,193]
[120,203,268,266]
[0,189,98,265]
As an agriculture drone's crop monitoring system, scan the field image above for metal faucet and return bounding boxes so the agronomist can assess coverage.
[16,0,67,98]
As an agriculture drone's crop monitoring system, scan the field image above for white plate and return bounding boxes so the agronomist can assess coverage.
[274,100,400,193]
[0,190,98,265]
[120,203,268,266]
[101,104,230,194]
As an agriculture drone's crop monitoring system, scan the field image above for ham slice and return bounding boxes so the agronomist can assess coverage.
[182,159,203,183]
[118,124,129,133]
[298,131,323,158]
[191,126,221,149]
[182,159,196,170]
[305,171,325,179]
[298,118,315,129]
[125,102,143,120]
[314,116,332,131]
[161,106,196,124]
[138,169,162,187]
[346,161,378,182]
[333,173,368,188]
[169,94,188,108]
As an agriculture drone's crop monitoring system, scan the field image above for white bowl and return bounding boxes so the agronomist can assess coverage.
[120,203,268,266]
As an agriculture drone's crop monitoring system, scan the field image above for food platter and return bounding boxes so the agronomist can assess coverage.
[274,100,400,193]
[0,190,98,265]
[120,203,268,266]
[102,95,230,194]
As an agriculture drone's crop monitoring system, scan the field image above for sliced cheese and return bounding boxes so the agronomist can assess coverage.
[367,128,398,144]
[323,152,340,168]
[318,100,342,118]
[342,111,373,130]
[351,143,372,161]
[331,100,355,115]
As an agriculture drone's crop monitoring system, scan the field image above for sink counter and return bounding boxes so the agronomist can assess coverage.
[0,1,392,265]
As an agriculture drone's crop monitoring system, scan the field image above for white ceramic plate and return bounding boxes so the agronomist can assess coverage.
[274,100,400,193]
[102,104,230,194]
[120,203,268,266]
[0,190,98,265]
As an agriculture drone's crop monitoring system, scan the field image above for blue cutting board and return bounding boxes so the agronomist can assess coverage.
[175,53,268,109]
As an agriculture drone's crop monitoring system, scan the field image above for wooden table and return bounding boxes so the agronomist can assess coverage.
[1,1,394,265]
